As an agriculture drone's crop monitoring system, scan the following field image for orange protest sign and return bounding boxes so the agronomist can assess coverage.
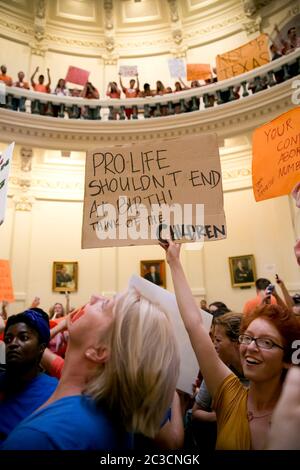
[187,64,212,81]
[216,34,270,81]
[0,259,14,302]
[252,108,300,202]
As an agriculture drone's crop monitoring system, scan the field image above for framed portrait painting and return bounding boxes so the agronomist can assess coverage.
[229,255,256,288]
[140,260,166,288]
[52,261,78,293]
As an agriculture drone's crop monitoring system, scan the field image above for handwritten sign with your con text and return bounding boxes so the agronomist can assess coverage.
[82,135,227,248]
[252,108,300,201]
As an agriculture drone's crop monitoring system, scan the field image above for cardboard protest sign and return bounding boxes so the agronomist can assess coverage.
[65,66,90,86]
[119,65,138,77]
[216,34,270,81]
[0,260,14,302]
[0,142,14,225]
[168,58,186,79]
[187,64,211,81]
[129,274,212,394]
[252,108,300,202]
[82,134,226,248]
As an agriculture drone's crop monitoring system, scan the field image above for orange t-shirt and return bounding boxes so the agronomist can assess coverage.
[33,83,50,93]
[125,88,138,98]
[243,294,277,315]
[0,74,12,86]
[106,91,120,99]
[14,81,30,89]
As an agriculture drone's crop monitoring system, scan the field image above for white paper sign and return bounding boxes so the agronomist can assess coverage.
[0,142,15,225]
[119,65,138,77]
[168,58,186,79]
[128,274,212,394]
[264,264,276,276]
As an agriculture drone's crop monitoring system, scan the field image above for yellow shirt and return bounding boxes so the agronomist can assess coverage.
[213,373,251,450]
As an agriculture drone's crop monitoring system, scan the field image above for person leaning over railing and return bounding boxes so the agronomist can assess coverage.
[12,71,30,112]
[52,78,69,118]
[30,66,51,115]
[30,66,51,94]
[173,80,189,114]
[137,83,155,117]
[0,65,12,87]
[106,81,121,120]
[80,81,99,119]
[119,73,139,120]
[0,65,12,108]
[268,42,284,83]
[65,87,82,119]
[153,80,168,116]
[178,78,201,112]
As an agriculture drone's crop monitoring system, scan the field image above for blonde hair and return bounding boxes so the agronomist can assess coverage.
[85,289,180,438]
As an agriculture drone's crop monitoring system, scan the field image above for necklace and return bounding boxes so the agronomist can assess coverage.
[247,410,272,421]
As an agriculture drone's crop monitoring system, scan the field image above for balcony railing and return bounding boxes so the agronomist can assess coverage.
[1,49,299,121]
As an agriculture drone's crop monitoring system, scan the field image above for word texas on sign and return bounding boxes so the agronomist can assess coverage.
[82,134,226,248]
[216,34,269,81]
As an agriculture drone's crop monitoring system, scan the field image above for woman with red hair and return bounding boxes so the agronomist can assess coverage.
[162,239,300,450]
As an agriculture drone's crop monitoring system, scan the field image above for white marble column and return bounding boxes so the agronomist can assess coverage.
[9,147,35,313]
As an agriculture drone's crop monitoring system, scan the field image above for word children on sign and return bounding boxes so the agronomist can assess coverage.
[82,134,227,248]
[252,108,300,201]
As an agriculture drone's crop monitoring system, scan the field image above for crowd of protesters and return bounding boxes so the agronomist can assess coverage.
[0,24,298,119]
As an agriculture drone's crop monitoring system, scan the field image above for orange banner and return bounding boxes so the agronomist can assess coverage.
[252,108,300,202]
[216,34,270,81]
[187,64,212,81]
[0,259,14,302]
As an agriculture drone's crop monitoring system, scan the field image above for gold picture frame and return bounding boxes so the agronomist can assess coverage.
[229,255,256,288]
[52,261,78,293]
[140,259,166,288]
